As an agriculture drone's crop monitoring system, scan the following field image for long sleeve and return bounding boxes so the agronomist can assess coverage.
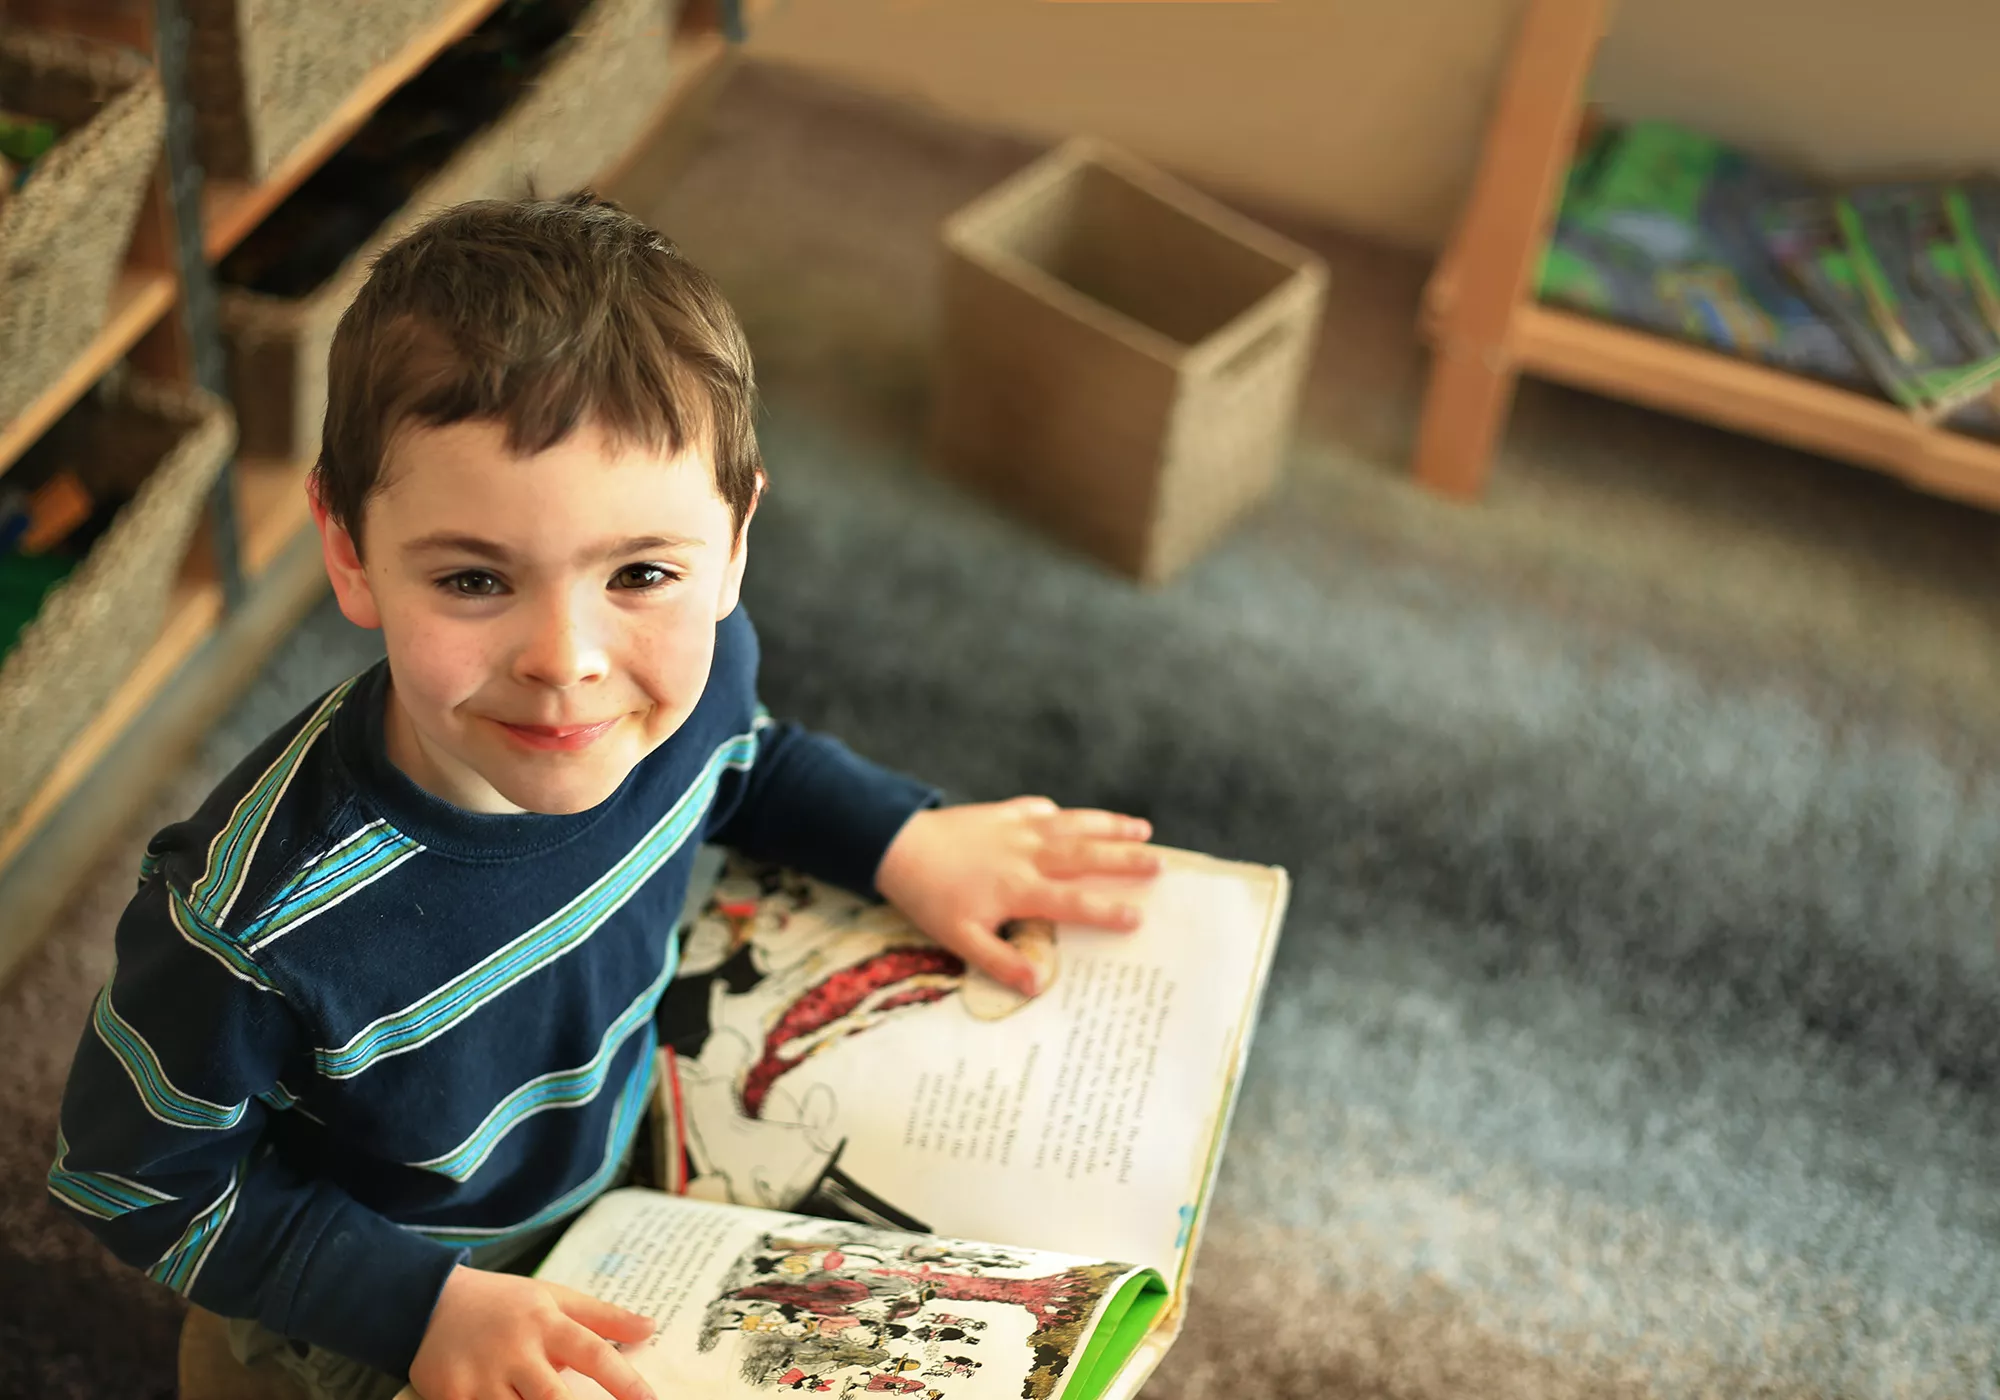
[49,862,465,1378]
[699,607,939,897]
[706,715,940,898]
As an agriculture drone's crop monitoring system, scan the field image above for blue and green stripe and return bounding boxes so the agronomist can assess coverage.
[412,1035,656,1247]
[48,1130,176,1221]
[316,730,756,1080]
[93,984,249,1132]
[191,678,357,927]
[241,820,424,953]
[410,946,678,1182]
[168,888,280,993]
[149,1167,240,1294]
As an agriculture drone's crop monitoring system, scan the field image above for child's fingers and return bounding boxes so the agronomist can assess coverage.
[552,1286,655,1345]
[549,1320,656,1400]
[1020,884,1143,933]
[516,1363,592,1400]
[1039,809,1151,841]
[1034,839,1161,880]
[950,917,1040,996]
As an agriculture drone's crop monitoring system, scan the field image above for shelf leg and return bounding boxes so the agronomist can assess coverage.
[1414,343,1521,498]
[1412,0,1608,499]
[154,0,247,608]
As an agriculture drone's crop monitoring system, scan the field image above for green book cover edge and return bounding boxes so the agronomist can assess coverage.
[1062,1270,1171,1400]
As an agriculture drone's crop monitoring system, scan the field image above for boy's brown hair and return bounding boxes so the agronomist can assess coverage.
[313,192,760,552]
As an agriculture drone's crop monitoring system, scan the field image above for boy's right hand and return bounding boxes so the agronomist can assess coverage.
[409,1266,656,1400]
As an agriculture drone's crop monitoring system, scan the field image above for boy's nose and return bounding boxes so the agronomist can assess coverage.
[515,594,611,690]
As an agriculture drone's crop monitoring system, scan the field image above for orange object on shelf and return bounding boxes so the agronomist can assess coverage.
[18,471,94,554]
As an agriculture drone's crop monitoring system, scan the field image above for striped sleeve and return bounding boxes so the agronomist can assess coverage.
[701,610,938,897]
[50,861,464,1378]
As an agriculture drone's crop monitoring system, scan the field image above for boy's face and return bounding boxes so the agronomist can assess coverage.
[314,418,755,816]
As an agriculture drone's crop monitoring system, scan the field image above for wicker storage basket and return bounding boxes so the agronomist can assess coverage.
[221,0,676,462]
[0,27,165,428]
[0,379,234,834]
[185,0,451,181]
[931,137,1329,584]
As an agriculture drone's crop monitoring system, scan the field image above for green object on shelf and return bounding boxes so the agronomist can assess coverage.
[1939,186,2000,341]
[1578,122,1726,222]
[1537,120,1797,362]
[1537,242,1612,310]
[0,111,59,188]
[0,550,76,661]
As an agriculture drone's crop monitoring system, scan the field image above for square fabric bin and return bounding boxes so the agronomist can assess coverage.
[931,137,1328,584]
[184,0,450,180]
[218,0,676,463]
[0,27,164,426]
[0,378,233,834]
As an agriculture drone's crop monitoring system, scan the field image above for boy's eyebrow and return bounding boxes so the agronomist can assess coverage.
[402,532,707,561]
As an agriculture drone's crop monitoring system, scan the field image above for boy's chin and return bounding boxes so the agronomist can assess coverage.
[484,762,631,817]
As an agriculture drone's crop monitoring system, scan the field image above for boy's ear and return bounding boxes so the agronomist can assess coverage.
[310,479,383,631]
[715,473,765,622]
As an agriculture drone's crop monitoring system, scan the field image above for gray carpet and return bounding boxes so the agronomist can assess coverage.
[11,58,2000,1399]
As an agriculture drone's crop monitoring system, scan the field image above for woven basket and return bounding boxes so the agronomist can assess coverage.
[0,379,233,836]
[184,0,451,180]
[0,28,165,428]
[932,138,1328,584]
[222,0,677,462]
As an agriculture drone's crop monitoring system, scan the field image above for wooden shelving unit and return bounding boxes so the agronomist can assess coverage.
[0,0,756,984]
[1411,0,2000,509]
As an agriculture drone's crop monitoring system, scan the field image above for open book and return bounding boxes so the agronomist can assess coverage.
[414,846,1289,1400]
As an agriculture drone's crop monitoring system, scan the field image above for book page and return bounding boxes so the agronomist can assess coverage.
[658,848,1288,1280]
[535,1187,1165,1400]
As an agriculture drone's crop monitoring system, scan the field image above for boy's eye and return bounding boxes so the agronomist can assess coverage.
[440,570,504,597]
[612,563,676,591]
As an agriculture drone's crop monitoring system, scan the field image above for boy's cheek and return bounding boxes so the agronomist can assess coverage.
[383,613,494,706]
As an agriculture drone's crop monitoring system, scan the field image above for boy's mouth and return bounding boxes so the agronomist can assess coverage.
[494,718,622,752]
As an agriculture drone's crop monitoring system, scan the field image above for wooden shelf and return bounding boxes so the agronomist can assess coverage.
[1410,0,2000,519]
[0,272,178,479]
[1511,305,2000,510]
[202,0,511,261]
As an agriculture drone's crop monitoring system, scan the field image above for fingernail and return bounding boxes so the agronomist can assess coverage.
[1016,970,1042,997]
[1120,904,1142,928]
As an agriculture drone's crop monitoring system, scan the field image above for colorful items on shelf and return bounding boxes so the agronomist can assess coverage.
[0,471,103,662]
[1761,187,2000,424]
[0,471,91,555]
[0,550,73,659]
[1538,120,2000,433]
[0,108,58,185]
[0,107,61,215]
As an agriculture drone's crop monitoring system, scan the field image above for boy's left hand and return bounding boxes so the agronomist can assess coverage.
[875,797,1160,997]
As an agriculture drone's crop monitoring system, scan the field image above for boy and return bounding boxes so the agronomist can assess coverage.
[49,194,1158,1400]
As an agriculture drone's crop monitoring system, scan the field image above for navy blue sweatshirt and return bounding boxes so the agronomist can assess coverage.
[49,605,934,1377]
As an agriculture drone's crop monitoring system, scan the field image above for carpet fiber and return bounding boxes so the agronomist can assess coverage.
[9,60,2000,1399]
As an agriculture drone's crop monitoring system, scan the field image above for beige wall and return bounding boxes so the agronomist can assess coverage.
[744,0,2000,254]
